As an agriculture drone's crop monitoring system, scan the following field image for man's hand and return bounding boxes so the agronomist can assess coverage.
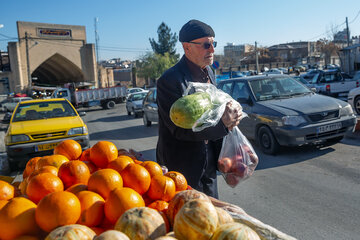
[221,101,242,131]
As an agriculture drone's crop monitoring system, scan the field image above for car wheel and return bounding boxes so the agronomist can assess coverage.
[106,100,116,109]
[143,113,152,127]
[257,125,280,155]
[354,96,360,115]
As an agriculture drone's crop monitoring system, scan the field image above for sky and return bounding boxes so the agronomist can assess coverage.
[1,0,360,62]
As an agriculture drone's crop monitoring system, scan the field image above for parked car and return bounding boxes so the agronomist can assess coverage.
[126,87,148,99]
[217,75,357,154]
[352,70,360,81]
[301,69,322,82]
[265,68,283,75]
[142,87,158,127]
[348,86,360,115]
[4,98,90,169]
[306,69,359,99]
[126,91,148,117]
[2,97,33,112]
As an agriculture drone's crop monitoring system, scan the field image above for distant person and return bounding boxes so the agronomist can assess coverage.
[156,19,242,198]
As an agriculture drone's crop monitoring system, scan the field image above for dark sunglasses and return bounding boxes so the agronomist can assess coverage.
[188,41,217,49]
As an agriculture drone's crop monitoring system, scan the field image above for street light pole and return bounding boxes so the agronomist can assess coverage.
[25,32,32,94]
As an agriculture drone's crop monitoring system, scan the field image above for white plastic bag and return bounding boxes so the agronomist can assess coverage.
[183,82,246,132]
[217,126,259,188]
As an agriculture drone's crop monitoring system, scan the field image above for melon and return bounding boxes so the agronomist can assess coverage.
[170,92,212,129]
[45,224,96,240]
[210,222,260,240]
[94,230,130,240]
[174,199,218,240]
[115,207,166,240]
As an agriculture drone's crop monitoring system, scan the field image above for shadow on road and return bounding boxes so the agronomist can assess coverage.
[252,143,336,170]
[90,124,159,141]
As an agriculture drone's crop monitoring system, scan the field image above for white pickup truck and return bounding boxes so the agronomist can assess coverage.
[51,85,127,109]
[307,69,359,100]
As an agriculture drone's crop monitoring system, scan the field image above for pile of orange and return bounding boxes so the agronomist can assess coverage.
[0,139,189,239]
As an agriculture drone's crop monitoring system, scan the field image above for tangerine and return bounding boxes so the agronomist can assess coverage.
[58,160,90,189]
[147,175,176,202]
[87,169,123,199]
[80,148,91,162]
[35,191,81,232]
[26,173,64,204]
[141,161,163,177]
[82,160,98,174]
[53,139,82,160]
[165,171,188,191]
[35,154,69,170]
[104,187,145,224]
[90,141,118,168]
[23,157,41,179]
[147,200,169,213]
[0,180,15,200]
[76,190,105,227]
[107,155,134,173]
[120,163,151,195]
[0,197,40,240]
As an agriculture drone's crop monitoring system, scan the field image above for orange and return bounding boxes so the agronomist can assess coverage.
[165,171,188,191]
[0,199,8,210]
[147,200,169,213]
[35,191,81,232]
[53,139,82,160]
[104,187,145,224]
[147,175,176,202]
[26,173,64,204]
[0,180,15,200]
[58,160,90,189]
[120,163,151,195]
[107,155,134,173]
[141,161,163,177]
[87,169,123,199]
[90,141,118,168]
[27,165,59,181]
[80,148,91,162]
[82,160,98,174]
[66,183,88,195]
[76,190,105,227]
[23,157,41,179]
[0,197,40,240]
[90,227,105,235]
[35,154,69,170]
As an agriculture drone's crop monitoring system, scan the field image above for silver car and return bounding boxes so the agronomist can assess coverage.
[142,88,158,127]
[217,75,357,154]
[126,92,148,118]
[2,97,33,112]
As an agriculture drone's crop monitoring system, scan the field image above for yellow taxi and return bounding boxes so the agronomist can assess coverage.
[5,98,90,169]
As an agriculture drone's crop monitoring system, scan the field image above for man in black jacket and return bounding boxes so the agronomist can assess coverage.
[156,19,241,198]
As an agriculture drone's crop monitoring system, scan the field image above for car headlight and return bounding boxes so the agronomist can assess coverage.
[10,134,30,143]
[67,126,88,135]
[339,104,354,116]
[282,116,306,126]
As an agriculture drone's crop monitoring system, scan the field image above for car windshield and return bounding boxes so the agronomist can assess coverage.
[12,100,78,122]
[249,77,311,101]
[131,92,147,101]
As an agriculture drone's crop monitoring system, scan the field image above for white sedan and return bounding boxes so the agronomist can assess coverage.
[348,87,360,115]
[126,87,148,99]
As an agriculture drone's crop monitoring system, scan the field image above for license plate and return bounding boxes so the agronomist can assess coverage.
[36,142,59,152]
[316,122,342,134]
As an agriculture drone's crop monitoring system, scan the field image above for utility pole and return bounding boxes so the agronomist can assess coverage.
[94,17,102,88]
[255,41,260,74]
[346,17,351,73]
[25,32,32,94]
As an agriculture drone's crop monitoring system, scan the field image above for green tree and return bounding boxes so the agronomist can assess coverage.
[137,52,177,86]
[149,22,179,60]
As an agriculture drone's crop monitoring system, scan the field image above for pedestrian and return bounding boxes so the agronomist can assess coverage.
[156,19,242,198]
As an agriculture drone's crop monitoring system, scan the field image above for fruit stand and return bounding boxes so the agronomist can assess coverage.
[0,139,297,240]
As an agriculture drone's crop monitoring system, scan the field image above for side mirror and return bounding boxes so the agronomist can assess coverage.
[237,97,252,105]
[78,111,86,116]
[310,87,317,92]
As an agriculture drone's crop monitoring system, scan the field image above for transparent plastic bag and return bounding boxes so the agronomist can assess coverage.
[217,126,259,188]
[183,82,246,132]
